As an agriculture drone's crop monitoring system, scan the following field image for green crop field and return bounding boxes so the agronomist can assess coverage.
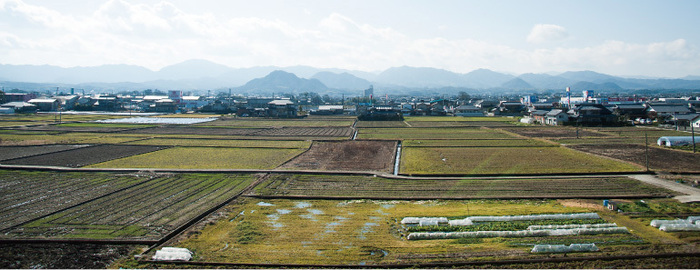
[3,173,256,240]
[87,147,306,169]
[124,138,311,148]
[252,174,676,198]
[172,198,653,266]
[400,146,643,175]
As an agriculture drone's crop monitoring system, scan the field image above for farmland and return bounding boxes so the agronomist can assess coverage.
[167,198,695,266]
[568,144,700,172]
[1,172,256,240]
[2,144,167,167]
[357,127,517,140]
[400,146,642,175]
[1,113,699,268]
[0,170,148,230]
[87,147,306,169]
[278,140,397,172]
[251,174,676,199]
[125,138,311,148]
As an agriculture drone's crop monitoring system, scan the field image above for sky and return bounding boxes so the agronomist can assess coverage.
[1,0,699,78]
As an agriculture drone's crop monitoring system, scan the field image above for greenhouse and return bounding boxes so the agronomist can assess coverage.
[401,217,448,225]
[531,243,599,253]
[650,219,695,228]
[459,213,600,223]
[407,227,629,240]
[527,223,617,230]
[657,136,700,147]
[659,224,700,232]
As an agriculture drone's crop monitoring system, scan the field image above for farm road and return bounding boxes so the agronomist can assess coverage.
[630,174,700,203]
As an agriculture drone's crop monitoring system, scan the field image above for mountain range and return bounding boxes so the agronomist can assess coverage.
[2,59,700,95]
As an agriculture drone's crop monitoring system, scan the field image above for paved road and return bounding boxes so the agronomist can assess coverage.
[629,174,700,203]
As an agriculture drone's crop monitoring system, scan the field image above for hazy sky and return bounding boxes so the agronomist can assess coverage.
[1,0,699,77]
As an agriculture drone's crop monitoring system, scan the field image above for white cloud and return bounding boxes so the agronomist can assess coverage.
[0,0,698,77]
[527,24,569,44]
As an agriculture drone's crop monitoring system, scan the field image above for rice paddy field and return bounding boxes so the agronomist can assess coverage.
[400,146,643,175]
[86,147,306,169]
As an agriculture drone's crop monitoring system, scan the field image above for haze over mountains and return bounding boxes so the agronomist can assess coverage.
[2,59,700,95]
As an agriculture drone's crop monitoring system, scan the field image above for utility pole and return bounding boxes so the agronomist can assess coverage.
[645,131,650,172]
[692,122,696,153]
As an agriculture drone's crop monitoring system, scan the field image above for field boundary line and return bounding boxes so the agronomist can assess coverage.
[244,194,670,200]
[274,141,315,169]
[141,251,700,269]
[0,164,663,179]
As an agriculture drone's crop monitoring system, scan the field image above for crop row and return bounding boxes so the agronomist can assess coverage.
[0,170,147,231]
[8,173,256,240]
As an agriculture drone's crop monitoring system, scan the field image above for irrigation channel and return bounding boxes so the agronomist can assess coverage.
[393,141,402,176]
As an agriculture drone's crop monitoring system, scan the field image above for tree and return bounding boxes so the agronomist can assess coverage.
[458,91,470,101]
[322,94,333,104]
[0,90,5,104]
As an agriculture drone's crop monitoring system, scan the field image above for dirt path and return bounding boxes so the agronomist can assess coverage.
[629,174,700,203]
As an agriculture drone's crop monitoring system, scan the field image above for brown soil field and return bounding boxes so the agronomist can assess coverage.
[253,127,353,137]
[252,174,676,198]
[0,144,89,161]
[568,144,700,172]
[279,140,397,172]
[501,127,610,138]
[0,243,136,269]
[2,145,167,167]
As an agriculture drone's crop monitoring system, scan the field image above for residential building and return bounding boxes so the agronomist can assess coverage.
[545,109,569,125]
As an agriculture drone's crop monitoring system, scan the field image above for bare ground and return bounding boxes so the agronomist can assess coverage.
[279,140,397,172]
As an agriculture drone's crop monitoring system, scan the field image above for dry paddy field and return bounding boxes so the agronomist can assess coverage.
[400,146,643,175]
[250,174,677,199]
[87,147,306,169]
